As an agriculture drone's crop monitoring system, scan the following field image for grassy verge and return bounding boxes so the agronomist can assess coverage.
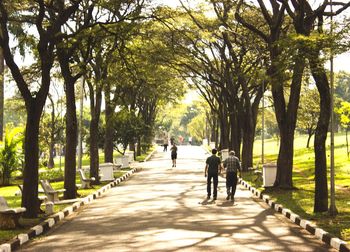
[248,133,350,242]
[135,146,156,162]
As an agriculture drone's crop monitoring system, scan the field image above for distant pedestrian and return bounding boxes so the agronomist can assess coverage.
[170,143,178,167]
[204,149,222,200]
[163,138,168,152]
[223,150,241,202]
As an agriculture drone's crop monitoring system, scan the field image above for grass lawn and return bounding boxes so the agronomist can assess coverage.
[249,133,350,242]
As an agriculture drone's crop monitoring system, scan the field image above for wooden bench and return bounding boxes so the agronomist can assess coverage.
[40,180,66,202]
[78,169,96,189]
[0,196,26,229]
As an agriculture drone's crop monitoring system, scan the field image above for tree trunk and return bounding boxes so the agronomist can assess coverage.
[57,47,79,199]
[306,130,312,149]
[239,73,264,171]
[89,86,102,184]
[48,96,55,169]
[309,55,330,213]
[129,142,135,152]
[104,89,114,163]
[22,102,42,218]
[0,48,4,141]
[229,111,241,158]
[219,105,229,150]
[64,79,78,199]
[274,127,294,188]
[241,127,254,171]
[90,116,100,183]
[137,137,141,156]
[272,54,305,189]
[48,135,55,168]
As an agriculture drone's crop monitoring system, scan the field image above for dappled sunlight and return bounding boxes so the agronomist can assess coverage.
[19,146,336,252]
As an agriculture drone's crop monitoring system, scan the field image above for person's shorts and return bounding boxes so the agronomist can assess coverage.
[171,153,177,160]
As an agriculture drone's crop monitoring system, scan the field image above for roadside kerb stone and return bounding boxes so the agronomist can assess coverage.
[0,167,142,252]
[143,147,158,162]
[239,178,350,252]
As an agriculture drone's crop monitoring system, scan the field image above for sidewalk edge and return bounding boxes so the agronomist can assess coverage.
[0,167,142,252]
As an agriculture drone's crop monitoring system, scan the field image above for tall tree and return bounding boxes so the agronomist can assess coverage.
[236,0,306,188]
[0,0,82,217]
[278,0,350,213]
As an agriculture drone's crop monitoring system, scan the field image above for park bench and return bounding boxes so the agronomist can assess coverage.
[0,196,26,229]
[78,169,96,189]
[17,185,47,213]
[40,180,66,202]
[247,165,263,183]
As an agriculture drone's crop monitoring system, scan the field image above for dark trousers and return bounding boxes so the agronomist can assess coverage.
[207,173,218,197]
[226,172,238,197]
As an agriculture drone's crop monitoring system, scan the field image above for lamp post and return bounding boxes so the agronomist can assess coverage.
[329,0,337,216]
[261,81,265,166]
[77,76,84,170]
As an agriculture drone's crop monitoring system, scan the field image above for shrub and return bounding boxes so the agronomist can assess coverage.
[0,127,24,185]
[39,168,64,182]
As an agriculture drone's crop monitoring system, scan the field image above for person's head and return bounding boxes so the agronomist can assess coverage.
[212,148,217,155]
[229,150,235,156]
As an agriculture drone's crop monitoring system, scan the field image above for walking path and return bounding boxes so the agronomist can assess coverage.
[19,146,336,251]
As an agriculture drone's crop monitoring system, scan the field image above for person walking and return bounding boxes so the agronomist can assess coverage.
[222,150,241,202]
[204,149,222,200]
[170,143,178,167]
[163,137,168,152]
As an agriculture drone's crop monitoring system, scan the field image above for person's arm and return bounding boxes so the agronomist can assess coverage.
[205,164,208,177]
[218,158,223,174]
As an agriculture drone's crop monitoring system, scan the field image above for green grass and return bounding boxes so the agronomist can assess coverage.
[249,132,350,242]
[52,151,124,170]
[135,146,155,162]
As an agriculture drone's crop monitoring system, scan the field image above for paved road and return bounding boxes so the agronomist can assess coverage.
[20,146,336,252]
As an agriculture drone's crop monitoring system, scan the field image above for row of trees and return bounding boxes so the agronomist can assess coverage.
[1,0,349,218]
[0,0,185,218]
[152,1,350,213]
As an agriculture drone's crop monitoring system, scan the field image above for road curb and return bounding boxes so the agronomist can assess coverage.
[0,167,142,252]
[143,147,157,162]
[239,178,350,252]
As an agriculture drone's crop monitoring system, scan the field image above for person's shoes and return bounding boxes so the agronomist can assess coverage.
[226,195,230,200]
[231,195,234,202]
[213,196,217,200]
[207,195,210,199]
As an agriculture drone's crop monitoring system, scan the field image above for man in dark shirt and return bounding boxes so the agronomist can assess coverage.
[205,149,222,200]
